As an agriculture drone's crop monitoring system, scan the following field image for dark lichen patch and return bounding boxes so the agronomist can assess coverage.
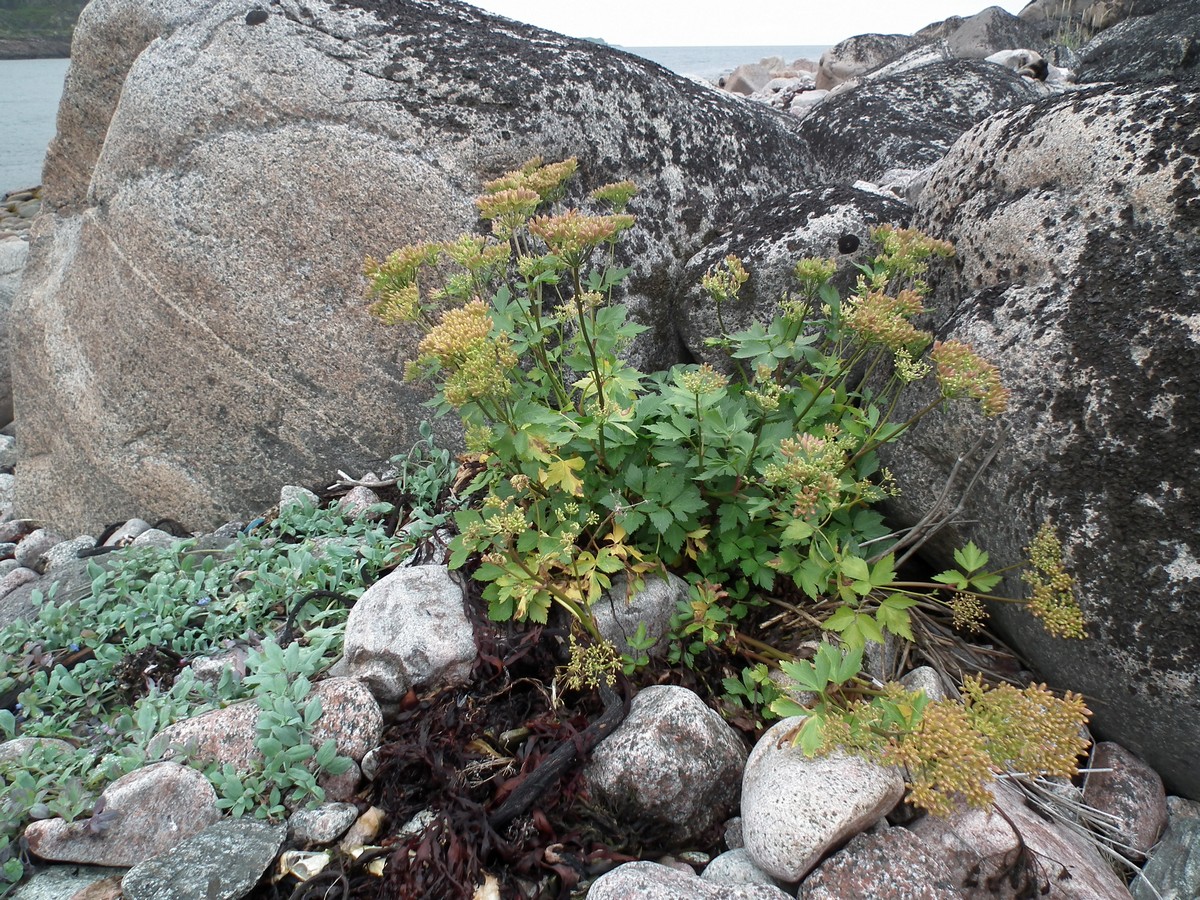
[1054,224,1200,669]
[800,60,1041,185]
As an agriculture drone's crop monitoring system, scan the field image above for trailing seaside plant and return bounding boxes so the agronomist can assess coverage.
[366,157,1090,814]
[0,495,410,887]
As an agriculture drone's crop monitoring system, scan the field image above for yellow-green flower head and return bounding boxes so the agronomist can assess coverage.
[678,363,728,395]
[365,242,440,287]
[870,224,955,262]
[793,256,837,287]
[1022,522,1087,639]
[368,282,421,325]
[418,299,493,366]
[702,255,750,304]
[842,290,931,353]
[476,187,541,224]
[528,209,636,263]
[930,340,1011,416]
[441,234,511,274]
[764,432,845,518]
[483,157,579,203]
[589,179,638,213]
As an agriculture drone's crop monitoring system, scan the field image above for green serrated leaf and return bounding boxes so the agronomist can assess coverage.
[932,571,969,590]
[840,555,870,584]
[869,554,896,587]
[823,606,857,633]
[953,541,989,573]
[797,715,825,756]
[769,696,810,719]
[970,573,1002,593]
[856,613,885,644]
[779,660,821,692]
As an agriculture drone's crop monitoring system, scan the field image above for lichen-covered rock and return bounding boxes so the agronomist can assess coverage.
[1132,816,1200,900]
[676,184,911,366]
[887,83,1200,800]
[740,719,905,882]
[25,762,220,866]
[798,827,961,899]
[583,685,747,847]
[120,819,285,900]
[1083,742,1168,859]
[589,861,791,900]
[799,60,1043,184]
[1078,0,1200,84]
[343,564,476,703]
[13,0,819,532]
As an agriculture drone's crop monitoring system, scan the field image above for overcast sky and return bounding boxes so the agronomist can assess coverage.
[467,1,1031,47]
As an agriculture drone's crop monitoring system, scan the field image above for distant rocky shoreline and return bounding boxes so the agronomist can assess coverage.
[0,39,69,60]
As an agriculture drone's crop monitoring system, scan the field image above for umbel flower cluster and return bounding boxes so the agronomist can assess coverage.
[366,158,1090,817]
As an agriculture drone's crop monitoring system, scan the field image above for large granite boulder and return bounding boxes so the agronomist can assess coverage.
[1077,0,1200,84]
[799,60,1044,184]
[13,0,818,532]
[884,83,1200,798]
[0,239,27,426]
[675,184,912,366]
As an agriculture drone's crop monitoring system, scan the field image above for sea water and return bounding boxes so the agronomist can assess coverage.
[624,45,830,83]
[0,57,70,193]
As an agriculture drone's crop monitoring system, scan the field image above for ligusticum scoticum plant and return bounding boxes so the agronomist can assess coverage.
[367,157,1090,815]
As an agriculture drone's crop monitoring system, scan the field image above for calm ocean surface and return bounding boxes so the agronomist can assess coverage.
[0,58,70,193]
[625,45,830,83]
[0,45,828,195]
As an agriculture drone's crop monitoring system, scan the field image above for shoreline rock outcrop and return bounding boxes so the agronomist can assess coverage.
[13,0,823,534]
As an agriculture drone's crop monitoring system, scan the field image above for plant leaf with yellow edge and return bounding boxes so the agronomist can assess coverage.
[539,456,585,496]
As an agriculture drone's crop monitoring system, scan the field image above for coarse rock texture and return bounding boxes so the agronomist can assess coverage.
[740,718,905,882]
[799,60,1044,184]
[150,677,382,771]
[288,803,359,846]
[815,33,918,90]
[1077,0,1200,84]
[591,570,689,659]
[911,779,1134,899]
[120,819,285,900]
[12,0,821,533]
[24,762,220,866]
[797,827,962,899]
[700,848,785,889]
[891,83,1200,799]
[342,564,476,703]
[915,5,1046,58]
[0,239,26,426]
[40,0,211,214]
[1132,816,1200,900]
[588,861,792,900]
[723,63,774,95]
[1083,742,1168,858]
[676,184,911,366]
[7,866,126,900]
[0,736,73,763]
[583,685,748,848]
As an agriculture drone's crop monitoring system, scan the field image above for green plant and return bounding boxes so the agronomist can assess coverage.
[368,158,1091,815]
[0,496,405,841]
[204,639,354,820]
